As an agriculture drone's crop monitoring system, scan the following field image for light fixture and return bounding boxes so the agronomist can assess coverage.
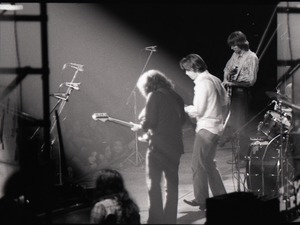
[0,3,23,11]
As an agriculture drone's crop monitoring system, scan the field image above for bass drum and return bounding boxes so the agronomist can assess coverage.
[246,136,281,198]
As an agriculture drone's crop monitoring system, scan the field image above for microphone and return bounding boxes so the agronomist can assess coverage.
[63,63,84,71]
[145,45,157,52]
[65,82,81,90]
[50,93,68,101]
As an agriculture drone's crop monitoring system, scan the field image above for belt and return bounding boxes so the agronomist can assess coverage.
[233,87,248,92]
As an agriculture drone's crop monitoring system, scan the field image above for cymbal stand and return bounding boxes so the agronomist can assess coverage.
[278,101,285,193]
[277,101,293,210]
[235,132,241,192]
[123,46,156,166]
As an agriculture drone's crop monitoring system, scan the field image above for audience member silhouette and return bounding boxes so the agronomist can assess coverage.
[90,168,141,224]
[0,170,37,224]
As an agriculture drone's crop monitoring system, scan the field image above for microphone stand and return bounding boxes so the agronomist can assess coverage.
[123,46,156,166]
[30,63,83,185]
[31,64,82,139]
[52,65,83,185]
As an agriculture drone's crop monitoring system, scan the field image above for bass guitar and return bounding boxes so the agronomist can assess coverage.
[92,113,150,142]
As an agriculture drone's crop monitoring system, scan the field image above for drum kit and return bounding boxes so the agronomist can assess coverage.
[246,91,297,202]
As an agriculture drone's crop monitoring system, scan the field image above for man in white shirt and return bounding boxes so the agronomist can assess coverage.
[179,53,228,211]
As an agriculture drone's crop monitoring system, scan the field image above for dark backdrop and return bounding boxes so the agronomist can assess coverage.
[100,2,278,109]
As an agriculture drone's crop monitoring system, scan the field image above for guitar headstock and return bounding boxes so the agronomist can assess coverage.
[92,113,109,122]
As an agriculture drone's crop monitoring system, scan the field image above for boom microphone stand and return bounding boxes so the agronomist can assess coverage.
[31,63,83,140]
[31,63,84,185]
[50,63,83,185]
[123,45,157,166]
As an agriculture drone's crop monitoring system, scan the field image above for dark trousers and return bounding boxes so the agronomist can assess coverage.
[146,149,181,224]
[229,87,251,159]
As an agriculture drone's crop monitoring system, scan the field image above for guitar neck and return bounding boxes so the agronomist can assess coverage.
[92,113,148,142]
[109,117,133,128]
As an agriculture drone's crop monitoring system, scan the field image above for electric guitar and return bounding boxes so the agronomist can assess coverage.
[92,113,150,142]
[225,66,238,98]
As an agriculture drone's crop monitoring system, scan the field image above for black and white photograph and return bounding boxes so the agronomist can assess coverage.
[0,1,300,224]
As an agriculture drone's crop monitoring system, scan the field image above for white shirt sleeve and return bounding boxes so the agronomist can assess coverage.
[185,81,209,118]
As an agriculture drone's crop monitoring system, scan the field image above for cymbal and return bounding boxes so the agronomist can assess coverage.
[265,91,300,111]
[265,91,291,102]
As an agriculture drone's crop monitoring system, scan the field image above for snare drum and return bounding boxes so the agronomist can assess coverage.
[258,110,291,140]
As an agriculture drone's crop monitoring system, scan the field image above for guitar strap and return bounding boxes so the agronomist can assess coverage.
[226,52,250,101]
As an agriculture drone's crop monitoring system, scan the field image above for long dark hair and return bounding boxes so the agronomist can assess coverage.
[94,168,126,198]
[227,31,249,50]
[137,69,174,97]
[94,168,140,224]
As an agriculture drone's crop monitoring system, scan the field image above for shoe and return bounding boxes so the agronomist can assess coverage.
[183,199,200,207]
[199,204,206,211]
[199,207,207,211]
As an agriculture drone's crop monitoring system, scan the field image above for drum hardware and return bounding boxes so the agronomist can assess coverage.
[266,91,300,112]
[266,91,291,103]
[248,98,295,205]
[262,134,281,197]
[277,101,294,208]
[227,92,295,195]
[222,99,275,193]
[257,110,291,141]
[227,101,276,192]
[246,135,281,197]
[235,132,242,192]
[246,133,294,198]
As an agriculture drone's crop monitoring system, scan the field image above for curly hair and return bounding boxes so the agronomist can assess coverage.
[137,70,174,97]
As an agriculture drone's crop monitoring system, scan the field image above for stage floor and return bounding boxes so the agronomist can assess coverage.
[52,130,300,224]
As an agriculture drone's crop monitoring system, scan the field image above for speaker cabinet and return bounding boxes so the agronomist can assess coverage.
[206,192,280,224]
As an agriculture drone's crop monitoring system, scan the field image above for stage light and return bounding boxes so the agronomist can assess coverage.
[0,4,23,11]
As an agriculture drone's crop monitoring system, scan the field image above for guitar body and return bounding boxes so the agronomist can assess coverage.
[225,66,238,101]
